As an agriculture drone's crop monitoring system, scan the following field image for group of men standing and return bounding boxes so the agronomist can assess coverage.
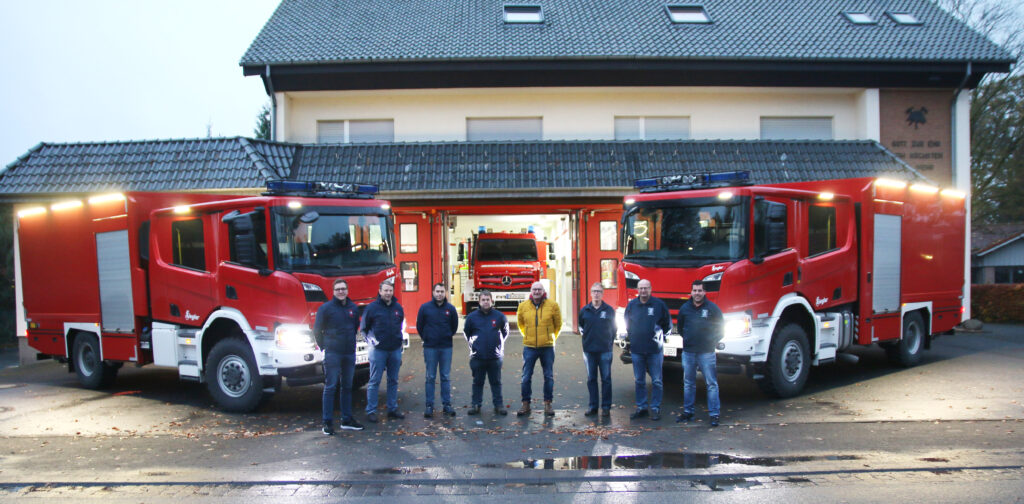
[315,275,723,435]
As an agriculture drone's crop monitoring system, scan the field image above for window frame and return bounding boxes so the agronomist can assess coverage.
[316,119,395,144]
[807,204,838,257]
[665,4,712,24]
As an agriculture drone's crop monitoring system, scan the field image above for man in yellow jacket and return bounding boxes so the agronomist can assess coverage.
[516,281,562,416]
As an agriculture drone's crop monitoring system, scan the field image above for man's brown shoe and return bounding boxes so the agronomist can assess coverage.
[544,401,555,416]
[516,401,531,417]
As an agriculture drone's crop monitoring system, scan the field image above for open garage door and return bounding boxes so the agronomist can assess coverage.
[394,211,447,333]
[577,209,624,312]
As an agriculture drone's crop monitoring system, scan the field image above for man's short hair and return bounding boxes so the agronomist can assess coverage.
[691,279,705,289]
[333,278,348,288]
[432,282,446,291]
[478,289,493,300]
[590,282,604,291]
[380,280,394,291]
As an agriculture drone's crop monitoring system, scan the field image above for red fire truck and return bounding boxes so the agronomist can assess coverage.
[616,171,966,397]
[17,181,402,412]
[462,229,546,312]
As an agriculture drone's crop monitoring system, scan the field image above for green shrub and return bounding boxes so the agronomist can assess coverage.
[972,284,1024,323]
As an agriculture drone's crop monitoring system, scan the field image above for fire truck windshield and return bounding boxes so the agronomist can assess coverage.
[272,208,395,274]
[622,200,748,265]
[475,238,538,262]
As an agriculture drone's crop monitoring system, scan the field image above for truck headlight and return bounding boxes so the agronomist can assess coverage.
[702,272,722,292]
[275,324,315,349]
[722,313,751,340]
[615,307,627,338]
[624,270,639,289]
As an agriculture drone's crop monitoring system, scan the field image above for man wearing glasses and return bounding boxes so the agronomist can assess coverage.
[315,279,364,434]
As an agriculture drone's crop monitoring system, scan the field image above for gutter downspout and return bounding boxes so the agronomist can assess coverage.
[951,62,972,322]
[264,65,277,142]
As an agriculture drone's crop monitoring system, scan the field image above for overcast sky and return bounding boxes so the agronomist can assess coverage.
[0,0,280,166]
[1,1,1020,168]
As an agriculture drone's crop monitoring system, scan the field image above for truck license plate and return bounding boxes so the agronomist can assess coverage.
[356,354,369,365]
[663,346,676,357]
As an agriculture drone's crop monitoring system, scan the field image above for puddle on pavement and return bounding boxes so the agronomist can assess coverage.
[479,452,861,470]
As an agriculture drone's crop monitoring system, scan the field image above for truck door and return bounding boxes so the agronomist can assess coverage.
[797,199,857,311]
[394,212,445,332]
[579,209,623,311]
[149,213,216,326]
[744,198,798,318]
[216,208,300,329]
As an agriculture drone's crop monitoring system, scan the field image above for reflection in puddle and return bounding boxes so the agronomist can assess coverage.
[481,452,861,470]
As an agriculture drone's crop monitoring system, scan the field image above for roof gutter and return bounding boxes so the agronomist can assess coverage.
[262,65,277,141]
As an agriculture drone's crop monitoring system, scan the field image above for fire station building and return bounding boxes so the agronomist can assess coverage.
[0,0,1013,341]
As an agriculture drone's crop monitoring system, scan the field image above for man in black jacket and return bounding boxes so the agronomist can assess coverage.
[577,282,616,417]
[463,290,510,416]
[314,279,364,434]
[416,283,459,418]
[361,281,405,423]
[624,279,672,421]
[676,280,724,427]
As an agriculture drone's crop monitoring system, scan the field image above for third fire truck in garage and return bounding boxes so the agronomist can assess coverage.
[462,229,546,312]
[616,171,966,397]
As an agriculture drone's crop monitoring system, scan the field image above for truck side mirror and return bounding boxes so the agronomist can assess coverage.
[229,214,259,266]
[457,243,465,262]
[548,252,556,261]
[766,204,787,254]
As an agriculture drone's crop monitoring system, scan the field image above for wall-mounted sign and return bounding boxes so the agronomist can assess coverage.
[880,89,953,186]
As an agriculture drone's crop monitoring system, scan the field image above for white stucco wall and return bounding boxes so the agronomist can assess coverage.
[279,86,870,144]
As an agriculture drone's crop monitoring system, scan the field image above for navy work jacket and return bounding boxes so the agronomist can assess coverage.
[624,296,672,355]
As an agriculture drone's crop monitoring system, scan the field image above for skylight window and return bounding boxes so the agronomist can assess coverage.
[504,5,543,24]
[843,12,876,25]
[666,5,711,24]
[887,11,923,25]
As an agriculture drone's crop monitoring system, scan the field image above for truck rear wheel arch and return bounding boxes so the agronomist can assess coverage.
[68,330,119,389]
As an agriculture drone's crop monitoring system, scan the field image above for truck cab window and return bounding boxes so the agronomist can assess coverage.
[171,219,206,271]
[808,204,837,256]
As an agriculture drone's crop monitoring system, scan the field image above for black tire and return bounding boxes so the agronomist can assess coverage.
[757,323,811,398]
[72,333,118,389]
[887,312,925,367]
[353,369,370,389]
[205,338,264,413]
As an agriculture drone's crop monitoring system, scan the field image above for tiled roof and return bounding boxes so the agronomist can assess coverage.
[972,223,1024,255]
[290,140,926,193]
[0,138,925,200]
[0,138,291,197]
[240,0,1012,67]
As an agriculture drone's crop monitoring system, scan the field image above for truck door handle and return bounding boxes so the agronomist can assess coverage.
[226,285,238,300]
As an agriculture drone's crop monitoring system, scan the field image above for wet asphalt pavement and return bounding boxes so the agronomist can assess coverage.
[1,324,1022,501]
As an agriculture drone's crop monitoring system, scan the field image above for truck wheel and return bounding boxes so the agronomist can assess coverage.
[887,312,925,367]
[205,338,264,412]
[757,323,810,398]
[353,371,370,389]
[72,333,118,389]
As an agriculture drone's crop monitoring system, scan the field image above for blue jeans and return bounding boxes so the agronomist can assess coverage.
[683,351,720,417]
[423,346,453,408]
[366,347,402,413]
[470,358,503,407]
[322,351,355,423]
[521,346,554,402]
[631,351,663,411]
[583,351,613,410]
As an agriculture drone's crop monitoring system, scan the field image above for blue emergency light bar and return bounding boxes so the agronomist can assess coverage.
[634,170,752,193]
[264,180,379,198]
[528,225,535,234]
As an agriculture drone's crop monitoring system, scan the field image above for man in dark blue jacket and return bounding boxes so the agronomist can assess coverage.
[676,280,724,427]
[416,283,459,418]
[314,279,364,434]
[624,278,672,421]
[361,281,405,423]
[463,290,509,416]
[577,282,616,417]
